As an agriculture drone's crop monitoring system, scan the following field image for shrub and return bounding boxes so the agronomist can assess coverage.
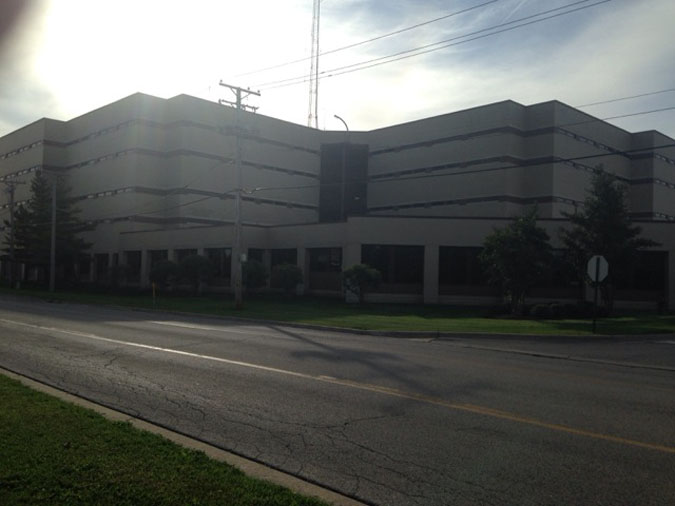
[149,259,179,289]
[575,300,594,318]
[108,264,130,288]
[549,302,565,319]
[179,255,214,295]
[530,304,553,319]
[271,263,303,296]
[563,302,579,318]
[342,264,381,304]
[487,302,512,317]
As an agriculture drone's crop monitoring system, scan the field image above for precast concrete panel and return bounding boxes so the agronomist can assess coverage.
[653,184,675,217]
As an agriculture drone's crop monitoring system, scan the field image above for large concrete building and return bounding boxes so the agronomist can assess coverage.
[1,93,673,309]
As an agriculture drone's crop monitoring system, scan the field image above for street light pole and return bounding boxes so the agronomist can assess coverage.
[333,115,349,221]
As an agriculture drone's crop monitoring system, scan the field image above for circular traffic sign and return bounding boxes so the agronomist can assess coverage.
[587,255,608,283]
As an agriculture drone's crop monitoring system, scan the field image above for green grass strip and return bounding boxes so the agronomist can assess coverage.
[1,286,673,335]
[0,374,327,506]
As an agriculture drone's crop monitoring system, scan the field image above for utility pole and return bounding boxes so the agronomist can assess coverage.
[218,81,260,309]
[2,179,26,288]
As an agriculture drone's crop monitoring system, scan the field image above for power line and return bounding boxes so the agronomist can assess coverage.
[575,88,675,108]
[255,0,609,90]
[232,0,501,78]
[9,140,674,230]
[130,142,675,205]
[4,100,672,227]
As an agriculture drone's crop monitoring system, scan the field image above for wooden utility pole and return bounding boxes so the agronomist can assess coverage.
[218,82,260,309]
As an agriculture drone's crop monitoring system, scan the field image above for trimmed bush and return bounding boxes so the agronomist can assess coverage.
[530,304,553,319]
[271,263,303,295]
[178,255,214,295]
[342,264,381,304]
[149,259,179,289]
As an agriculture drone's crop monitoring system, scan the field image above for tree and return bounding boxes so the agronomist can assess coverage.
[479,208,552,315]
[560,169,658,312]
[271,263,303,296]
[178,255,214,295]
[342,264,381,304]
[3,171,91,285]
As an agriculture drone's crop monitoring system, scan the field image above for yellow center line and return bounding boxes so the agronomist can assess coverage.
[2,317,674,455]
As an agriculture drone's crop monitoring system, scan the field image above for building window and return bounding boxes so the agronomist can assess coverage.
[531,249,580,299]
[175,248,197,263]
[362,244,424,293]
[78,255,91,279]
[205,248,231,285]
[124,251,141,283]
[271,249,297,267]
[270,249,298,289]
[309,248,342,272]
[439,247,486,285]
[148,250,168,271]
[248,248,264,263]
[319,143,368,222]
[615,250,667,302]
[309,247,342,291]
[95,254,109,281]
[438,247,494,296]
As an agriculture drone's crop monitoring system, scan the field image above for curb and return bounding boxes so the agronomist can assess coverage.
[45,298,675,342]
[0,367,368,506]
[1,292,673,342]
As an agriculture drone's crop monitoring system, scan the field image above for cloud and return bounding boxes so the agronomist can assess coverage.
[0,0,673,140]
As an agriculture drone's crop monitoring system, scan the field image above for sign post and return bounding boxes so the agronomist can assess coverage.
[587,255,608,333]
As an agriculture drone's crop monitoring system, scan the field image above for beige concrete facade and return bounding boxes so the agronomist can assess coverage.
[1,93,673,309]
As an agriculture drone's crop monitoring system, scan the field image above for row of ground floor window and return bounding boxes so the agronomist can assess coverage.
[3,245,666,306]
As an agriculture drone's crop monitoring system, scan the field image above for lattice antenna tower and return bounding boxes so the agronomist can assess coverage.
[308,0,320,128]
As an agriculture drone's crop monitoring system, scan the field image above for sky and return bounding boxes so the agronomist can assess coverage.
[0,0,673,137]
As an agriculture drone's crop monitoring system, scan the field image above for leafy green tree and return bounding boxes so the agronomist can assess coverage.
[479,208,552,315]
[271,263,303,296]
[342,264,381,304]
[4,171,91,285]
[178,255,214,295]
[560,169,658,312]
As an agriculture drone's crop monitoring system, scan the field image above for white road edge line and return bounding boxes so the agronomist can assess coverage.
[2,317,674,454]
[0,317,307,378]
[146,320,291,338]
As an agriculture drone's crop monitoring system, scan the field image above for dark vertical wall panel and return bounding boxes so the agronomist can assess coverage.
[320,143,368,222]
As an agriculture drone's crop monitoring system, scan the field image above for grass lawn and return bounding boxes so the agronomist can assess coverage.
[1,286,673,335]
[0,373,327,506]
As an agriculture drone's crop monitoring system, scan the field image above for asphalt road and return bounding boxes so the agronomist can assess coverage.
[0,295,673,506]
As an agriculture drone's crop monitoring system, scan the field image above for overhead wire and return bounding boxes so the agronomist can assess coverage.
[19,138,672,230]
[2,98,673,227]
[232,0,502,78]
[576,88,675,108]
[254,0,609,90]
